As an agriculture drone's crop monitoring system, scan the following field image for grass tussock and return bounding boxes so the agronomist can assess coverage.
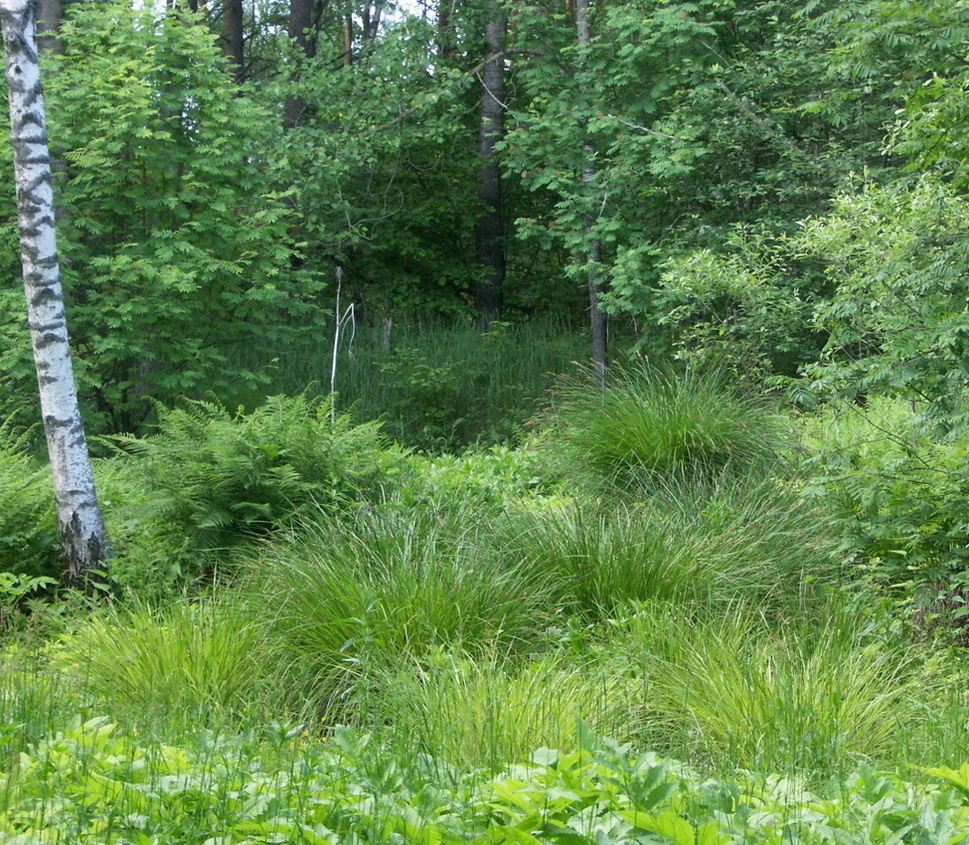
[495,477,838,619]
[51,598,280,734]
[543,364,789,497]
[240,509,558,716]
[616,601,926,778]
[368,649,639,771]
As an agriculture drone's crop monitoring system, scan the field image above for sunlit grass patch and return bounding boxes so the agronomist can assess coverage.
[51,597,280,735]
[614,601,926,779]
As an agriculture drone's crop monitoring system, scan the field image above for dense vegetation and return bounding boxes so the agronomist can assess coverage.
[6,0,969,839]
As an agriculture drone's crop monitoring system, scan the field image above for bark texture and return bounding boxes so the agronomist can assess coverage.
[576,0,608,384]
[1,0,111,587]
[474,0,506,330]
[284,0,319,128]
[223,0,245,82]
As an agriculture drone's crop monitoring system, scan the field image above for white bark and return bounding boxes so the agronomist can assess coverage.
[1,0,111,586]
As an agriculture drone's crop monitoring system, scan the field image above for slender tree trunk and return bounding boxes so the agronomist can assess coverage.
[575,0,607,384]
[437,0,456,60]
[34,0,59,54]
[284,0,317,128]
[342,12,352,65]
[474,0,506,330]
[360,0,381,55]
[1,0,111,588]
[223,0,245,82]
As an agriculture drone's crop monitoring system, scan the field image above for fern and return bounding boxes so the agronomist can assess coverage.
[0,421,59,579]
[115,394,394,551]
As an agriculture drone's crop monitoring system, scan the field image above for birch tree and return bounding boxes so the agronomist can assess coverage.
[1,0,111,587]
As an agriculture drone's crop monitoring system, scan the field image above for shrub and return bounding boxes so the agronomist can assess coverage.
[800,397,969,630]
[541,364,789,498]
[113,394,397,554]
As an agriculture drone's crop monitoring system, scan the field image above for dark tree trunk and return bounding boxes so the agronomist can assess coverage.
[361,0,381,54]
[437,0,456,59]
[474,1,506,330]
[576,0,607,383]
[223,0,245,82]
[35,0,61,54]
[284,0,319,128]
[342,12,352,65]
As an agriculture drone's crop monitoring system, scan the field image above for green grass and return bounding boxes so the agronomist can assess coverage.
[542,364,790,497]
[367,648,639,771]
[239,508,558,718]
[492,476,838,619]
[6,359,969,837]
[613,600,932,779]
[50,597,285,736]
[225,315,590,450]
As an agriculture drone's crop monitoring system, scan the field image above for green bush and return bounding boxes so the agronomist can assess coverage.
[541,365,789,498]
[113,394,397,554]
[800,397,969,627]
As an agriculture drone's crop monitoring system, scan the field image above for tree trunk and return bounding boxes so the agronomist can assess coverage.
[474,0,506,331]
[575,0,607,384]
[1,0,111,588]
[437,0,456,60]
[34,0,60,54]
[284,0,318,128]
[223,0,245,82]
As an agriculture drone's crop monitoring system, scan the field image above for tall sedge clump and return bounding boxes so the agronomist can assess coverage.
[0,0,110,587]
[544,364,787,498]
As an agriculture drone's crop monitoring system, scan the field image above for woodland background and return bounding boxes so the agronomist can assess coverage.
[6,0,969,841]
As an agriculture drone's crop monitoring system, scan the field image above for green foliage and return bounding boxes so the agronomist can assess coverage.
[0,0,320,433]
[394,445,549,514]
[241,509,557,717]
[800,177,969,434]
[5,716,969,843]
[0,425,59,581]
[634,228,828,383]
[112,394,393,557]
[271,17,483,314]
[504,0,893,321]
[542,365,788,496]
[800,398,969,612]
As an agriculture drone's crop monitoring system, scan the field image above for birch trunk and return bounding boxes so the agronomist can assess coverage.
[1,0,111,587]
